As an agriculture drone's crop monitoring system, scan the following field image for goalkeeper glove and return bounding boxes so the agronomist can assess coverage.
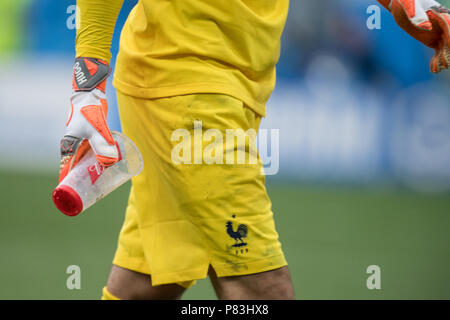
[59,57,119,182]
[378,0,450,73]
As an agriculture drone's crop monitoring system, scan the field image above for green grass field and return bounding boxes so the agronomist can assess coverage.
[0,169,449,300]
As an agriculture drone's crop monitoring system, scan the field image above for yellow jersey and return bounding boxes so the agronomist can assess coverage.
[113,0,289,116]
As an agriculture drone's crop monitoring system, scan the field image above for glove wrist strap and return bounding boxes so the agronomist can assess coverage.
[72,57,111,92]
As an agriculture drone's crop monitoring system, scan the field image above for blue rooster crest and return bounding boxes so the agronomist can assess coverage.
[226,220,248,247]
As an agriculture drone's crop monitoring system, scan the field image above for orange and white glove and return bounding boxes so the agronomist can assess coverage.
[59,57,119,182]
[378,0,450,73]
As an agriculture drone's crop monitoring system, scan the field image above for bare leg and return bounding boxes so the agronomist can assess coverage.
[106,264,186,300]
[208,266,295,300]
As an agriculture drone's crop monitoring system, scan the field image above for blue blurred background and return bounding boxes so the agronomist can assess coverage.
[0,0,449,299]
[1,0,449,191]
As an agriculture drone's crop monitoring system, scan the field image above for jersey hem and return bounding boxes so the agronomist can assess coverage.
[113,76,266,117]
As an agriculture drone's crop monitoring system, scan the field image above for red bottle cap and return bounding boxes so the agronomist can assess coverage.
[52,185,83,216]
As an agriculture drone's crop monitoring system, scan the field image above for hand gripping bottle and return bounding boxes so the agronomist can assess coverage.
[52,131,143,216]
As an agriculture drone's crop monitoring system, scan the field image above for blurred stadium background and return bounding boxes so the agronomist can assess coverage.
[0,0,449,299]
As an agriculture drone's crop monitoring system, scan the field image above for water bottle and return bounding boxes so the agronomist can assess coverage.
[52,131,143,216]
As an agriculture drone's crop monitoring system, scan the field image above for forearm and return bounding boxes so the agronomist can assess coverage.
[75,0,124,63]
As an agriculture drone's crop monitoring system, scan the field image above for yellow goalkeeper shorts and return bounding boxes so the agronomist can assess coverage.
[113,91,287,288]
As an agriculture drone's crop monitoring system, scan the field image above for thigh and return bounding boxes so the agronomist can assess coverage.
[106,265,186,300]
[209,266,295,300]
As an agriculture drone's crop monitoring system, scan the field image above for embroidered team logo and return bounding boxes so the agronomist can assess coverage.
[226,215,249,255]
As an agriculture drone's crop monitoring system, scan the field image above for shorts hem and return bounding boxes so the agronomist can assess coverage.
[112,251,197,289]
[113,251,151,275]
[150,266,209,287]
[212,254,288,278]
[113,251,287,287]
